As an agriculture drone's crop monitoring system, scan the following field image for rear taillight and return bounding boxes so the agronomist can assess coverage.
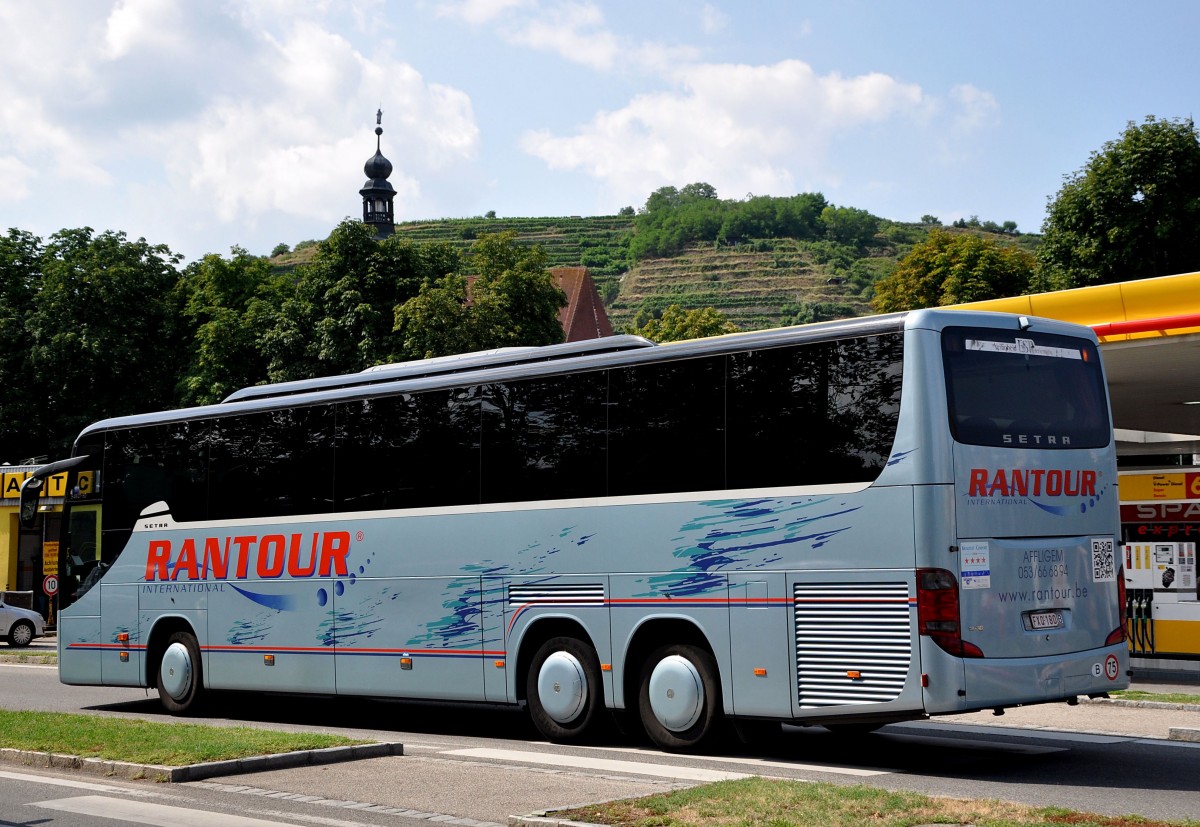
[917,568,984,658]
[1106,565,1127,646]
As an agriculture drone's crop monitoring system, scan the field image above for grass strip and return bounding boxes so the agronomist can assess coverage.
[1109,690,1200,706]
[556,777,1200,827]
[0,709,365,766]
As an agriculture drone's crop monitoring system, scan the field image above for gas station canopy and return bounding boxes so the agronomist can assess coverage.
[954,271,1200,460]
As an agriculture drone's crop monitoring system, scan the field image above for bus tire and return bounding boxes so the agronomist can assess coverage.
[7,620,34,648]
[638,643,720,751]
[156,631,204,715]
[526,636,602,742]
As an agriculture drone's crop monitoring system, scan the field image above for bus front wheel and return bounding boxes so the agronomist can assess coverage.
[156,631,204,715]
[526,636,602,742]
[638,643,720,751]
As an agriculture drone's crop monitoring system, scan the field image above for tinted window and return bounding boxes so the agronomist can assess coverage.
[481,372,607,503]
[103,421,213,530]
[209,406,335,519]
[727,334,902,487]
[335,388,480,511]
[943,327,1110,449]
[608,356,725,496]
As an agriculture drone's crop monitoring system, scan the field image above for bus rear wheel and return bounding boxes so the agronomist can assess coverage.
[638,644,721,751]
[526,636,602,742]
[156,631,204,715]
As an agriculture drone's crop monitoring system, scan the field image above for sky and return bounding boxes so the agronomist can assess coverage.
[2,0,1198,263]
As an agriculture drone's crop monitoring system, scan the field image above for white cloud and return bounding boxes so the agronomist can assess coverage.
[437,0,534,25]
[0,1,481,255]
[442,0,696,74]
[163,20,480,226]
[505,1,618,71]
[521,59,926,205]
[700,3,728,34]
[102,0,192,59]
[0,89,113,186]
[0,156,36,202]
[949,83,1001,133]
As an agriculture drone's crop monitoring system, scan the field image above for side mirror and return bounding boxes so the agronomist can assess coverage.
[17,454,91,528]
[18,476,43,528]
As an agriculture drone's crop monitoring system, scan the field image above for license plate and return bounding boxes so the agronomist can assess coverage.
[1028,610,1064,630]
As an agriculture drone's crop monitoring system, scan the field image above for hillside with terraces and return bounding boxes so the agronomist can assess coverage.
[271,214,1033,333]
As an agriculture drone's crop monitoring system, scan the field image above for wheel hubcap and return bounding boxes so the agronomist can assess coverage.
[537,651,587,724]
[160,642,193,700]
[12,624,30,646]
[648,655,703,732]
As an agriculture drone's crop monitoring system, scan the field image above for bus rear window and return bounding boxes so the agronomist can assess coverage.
[942,327,1110,449]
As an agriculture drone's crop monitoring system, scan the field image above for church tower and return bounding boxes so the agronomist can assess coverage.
[360,109,395,239]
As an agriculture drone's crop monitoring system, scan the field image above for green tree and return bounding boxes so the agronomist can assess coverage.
[174,247,273,405]
[821,205,879,248]
[393,231,566,359]
[467,232,566,348]
[27,228,183,454]
[629,304,738,342]
[0,229,44,461]
[1041,116,1200,286]
[390,273,474,359]
[871,229,1036,312]
[257,219,455,381]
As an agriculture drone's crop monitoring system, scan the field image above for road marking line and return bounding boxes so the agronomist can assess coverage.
[878,732,1066,754]
[445,747,751,782]
[894,722,1129,744]
[0,768,154,794]
[570,744,890,776]
[191,781,505,825]
[249,806,503,827]
[34,794,306,826]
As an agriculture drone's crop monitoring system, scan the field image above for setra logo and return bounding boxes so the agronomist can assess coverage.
[968,468,1097,499]
[144,531,351,582]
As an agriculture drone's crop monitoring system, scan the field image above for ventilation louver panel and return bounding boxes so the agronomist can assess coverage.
[794,582,912,708]
[509,583,605,606]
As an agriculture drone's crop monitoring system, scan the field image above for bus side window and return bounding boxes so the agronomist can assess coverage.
[608,357,725,496]
[335,389,481,511]
[481,372,607,504]
[209,407,335,520]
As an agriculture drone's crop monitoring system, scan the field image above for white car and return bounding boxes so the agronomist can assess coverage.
[0,599,44,648]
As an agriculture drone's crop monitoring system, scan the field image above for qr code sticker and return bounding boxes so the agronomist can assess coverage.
[1091,538,1116,582]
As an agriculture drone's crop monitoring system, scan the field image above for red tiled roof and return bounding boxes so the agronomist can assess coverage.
[552,266,614,342]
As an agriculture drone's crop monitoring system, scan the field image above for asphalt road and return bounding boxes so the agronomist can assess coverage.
[1,653,1198,825]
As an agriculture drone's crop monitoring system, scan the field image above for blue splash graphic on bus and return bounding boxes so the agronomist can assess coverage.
[644,497,861,597]
[229,584,296,612]
[228,615,272,646]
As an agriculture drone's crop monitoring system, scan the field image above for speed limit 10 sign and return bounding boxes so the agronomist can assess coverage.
[43,575,58,596]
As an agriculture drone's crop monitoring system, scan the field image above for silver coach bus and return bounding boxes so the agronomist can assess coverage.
[25,308,1128,750]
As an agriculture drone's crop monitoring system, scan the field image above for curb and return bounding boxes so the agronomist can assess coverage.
[509,816,607,827]
[1168,728,1200,743]
[0,741,403,783]
[1080,697,1200,712]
